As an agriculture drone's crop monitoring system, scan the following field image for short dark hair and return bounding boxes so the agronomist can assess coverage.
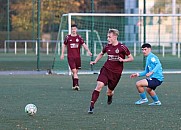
[71,24,77,28]
[142,43,151,48]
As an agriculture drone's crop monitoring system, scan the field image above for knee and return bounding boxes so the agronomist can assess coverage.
[72,71,77,75]
[146,87,152,93]
[95,86,102,92]
[136,81,141,87]
[95,82,104,91]
[72,71,78,78]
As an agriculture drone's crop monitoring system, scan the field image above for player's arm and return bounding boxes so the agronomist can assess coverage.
[90,52,104,65]
[138,64,149,77]
[130,58,148,78]
[119,54,134,62]
[151,58,161,73]
[82,43,92,56]
[60,44,66,60]
[130,73,139,78]
[146,58,161,77]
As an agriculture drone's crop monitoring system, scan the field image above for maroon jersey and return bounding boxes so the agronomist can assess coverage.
[102,43,130,74]
[64,34,84,58]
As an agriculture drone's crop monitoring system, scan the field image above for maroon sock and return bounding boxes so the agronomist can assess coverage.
[74,78,79,86]
[90,90,100,108]
[72,76,75,87]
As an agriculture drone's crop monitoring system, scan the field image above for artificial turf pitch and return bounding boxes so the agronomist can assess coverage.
[0,74,180,130]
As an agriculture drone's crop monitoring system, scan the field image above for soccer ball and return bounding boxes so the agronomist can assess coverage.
[25,104,37,116]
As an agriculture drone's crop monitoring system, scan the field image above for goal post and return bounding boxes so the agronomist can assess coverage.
[52,13,181,75]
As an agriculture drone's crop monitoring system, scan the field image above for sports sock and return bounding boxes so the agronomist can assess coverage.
[108,95,112,101]
[140,92,147,99]
[151,95,159,102]
[72,76,75,87]
[90,90,100,108]
[107,95,112,104]
[74,78,79,86]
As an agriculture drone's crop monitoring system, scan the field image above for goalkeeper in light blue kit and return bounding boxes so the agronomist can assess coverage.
[130,43,164,105]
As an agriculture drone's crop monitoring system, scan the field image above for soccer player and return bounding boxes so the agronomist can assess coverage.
[60,24,92,90]
[130,43,164,105]
[88,29,134,114]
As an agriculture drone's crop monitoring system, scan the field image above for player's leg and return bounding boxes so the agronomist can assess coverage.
[134,79,148,105]
[92,81,105,104]
[107,88,114,105]
[146,78,162,105]
[72,58,81,90]
[88,81,104,114]
[88,67,108,114]
[107,72,121,105]
[68,57,80,90]
[146,87,156,97]
[146,87,160,105]
[71,68,80,90]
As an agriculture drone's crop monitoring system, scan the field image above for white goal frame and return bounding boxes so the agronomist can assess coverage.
[54,13,181,75]
[64,13,181,55]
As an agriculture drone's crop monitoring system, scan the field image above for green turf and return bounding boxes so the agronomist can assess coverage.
[0,74,180,130]
[0,53,54,71]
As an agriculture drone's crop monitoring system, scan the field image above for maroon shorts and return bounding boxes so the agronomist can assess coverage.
[97,67,121,90]
[68,57,81,70]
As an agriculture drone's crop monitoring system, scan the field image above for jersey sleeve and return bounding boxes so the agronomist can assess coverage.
[139,63,149,76]
[63,35,69,45]
[121,44,131,56]
[151,57,162,73]
[79,35,85,45]
[102,44,108,54]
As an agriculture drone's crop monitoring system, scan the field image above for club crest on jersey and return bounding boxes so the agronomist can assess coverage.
[76,38,79,42]
[151,57,156,62]
[115,48,119,53]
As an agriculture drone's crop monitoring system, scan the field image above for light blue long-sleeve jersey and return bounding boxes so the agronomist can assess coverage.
[139,52,164,81]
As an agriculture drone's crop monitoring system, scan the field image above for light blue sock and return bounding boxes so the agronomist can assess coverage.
[151,95,159,102]
[140,92,147,99]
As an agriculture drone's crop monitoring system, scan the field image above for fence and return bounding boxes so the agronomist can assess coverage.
[4,40,58,55]
[3,40,181,58]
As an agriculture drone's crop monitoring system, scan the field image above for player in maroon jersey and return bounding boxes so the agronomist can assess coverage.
[88,29,134,114]
[60,24,92,90]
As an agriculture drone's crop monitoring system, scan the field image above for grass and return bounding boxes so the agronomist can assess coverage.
[0,53,54,71]
[0,74,180,130]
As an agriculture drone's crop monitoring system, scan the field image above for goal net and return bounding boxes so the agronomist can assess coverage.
[52,13,181,75]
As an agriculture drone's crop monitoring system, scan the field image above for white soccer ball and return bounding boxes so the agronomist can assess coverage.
[25,104,37,116]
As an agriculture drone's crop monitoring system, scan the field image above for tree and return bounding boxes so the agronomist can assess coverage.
[11,0,34,31]
[0,1,10,31]
[10,0,82,32]
[8,0,128,38]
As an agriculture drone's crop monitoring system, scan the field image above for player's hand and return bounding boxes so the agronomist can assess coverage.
[90,61,96,65]
[119,57,124,62]
[146,72,153,77]
[60,55,64,60]
[130,73,138,78]
[88,51,92,56]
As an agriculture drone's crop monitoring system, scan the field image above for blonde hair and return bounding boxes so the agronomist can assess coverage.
[108,29,119,36]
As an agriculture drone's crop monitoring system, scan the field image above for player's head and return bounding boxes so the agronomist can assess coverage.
[108,29,119,36]
[141,43,151,56]
[142,43,151,48]
[107,29,119,44]
[71,24,78,35]
[71,24,77,28]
